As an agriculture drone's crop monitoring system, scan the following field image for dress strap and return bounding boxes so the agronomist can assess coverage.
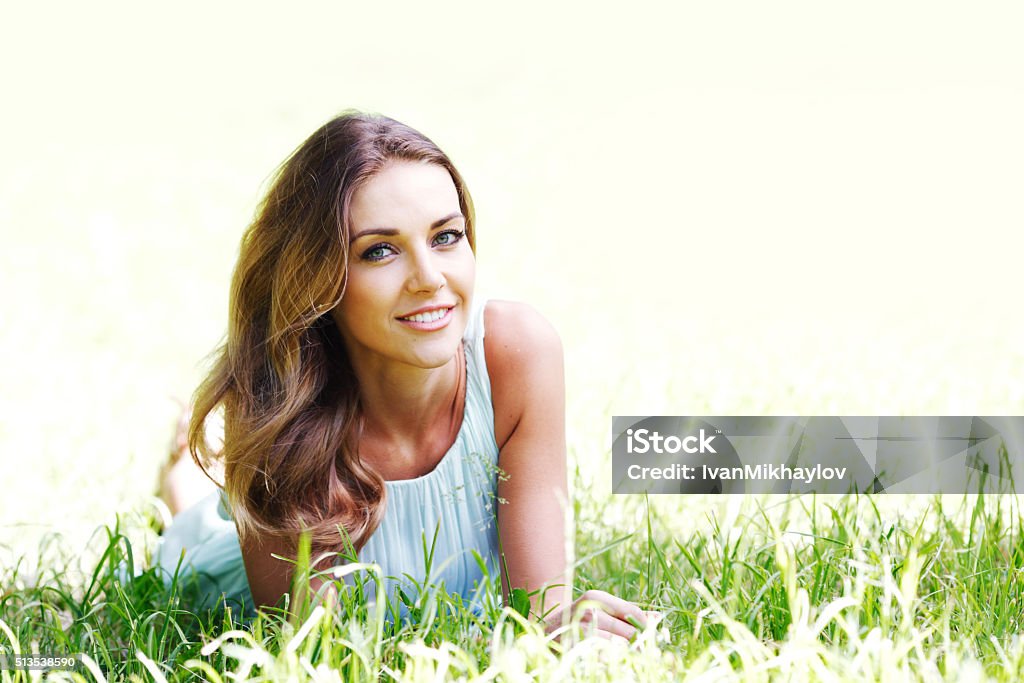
[462,297,494,432]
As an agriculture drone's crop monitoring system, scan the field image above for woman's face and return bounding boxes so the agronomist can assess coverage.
[332,161,475,373]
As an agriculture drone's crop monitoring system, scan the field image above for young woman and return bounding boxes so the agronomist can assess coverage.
[158,111,652,641]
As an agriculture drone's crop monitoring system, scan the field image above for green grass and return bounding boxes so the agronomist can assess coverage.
[5,485,1024,681]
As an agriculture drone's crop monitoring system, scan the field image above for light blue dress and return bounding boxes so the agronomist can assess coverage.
[156,299,501,617]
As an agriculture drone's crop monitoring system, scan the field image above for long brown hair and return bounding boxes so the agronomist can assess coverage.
[188,111,476,558]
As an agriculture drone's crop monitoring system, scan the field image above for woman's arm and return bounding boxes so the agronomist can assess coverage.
[485,300,570,613]
[240,532,295,609]
[485,301,652,640]
[240,532,343,612]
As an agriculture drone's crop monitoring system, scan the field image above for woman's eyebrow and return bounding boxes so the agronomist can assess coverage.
[349,227,399,243]
[431,211,465,228]
[349,212,464,243]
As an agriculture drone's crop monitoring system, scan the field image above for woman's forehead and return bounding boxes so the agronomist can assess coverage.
[350,161,460,230]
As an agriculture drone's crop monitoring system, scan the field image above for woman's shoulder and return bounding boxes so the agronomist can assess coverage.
[482,300,561,352]
[482,300,564,451]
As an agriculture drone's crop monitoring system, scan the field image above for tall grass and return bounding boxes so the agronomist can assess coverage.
[4,484,1024,681]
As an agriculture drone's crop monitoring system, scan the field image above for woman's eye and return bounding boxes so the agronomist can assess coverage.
[433,229,465,247]
[361,244,395,261]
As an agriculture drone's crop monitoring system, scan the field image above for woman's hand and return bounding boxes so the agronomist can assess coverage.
[540,589,662,643]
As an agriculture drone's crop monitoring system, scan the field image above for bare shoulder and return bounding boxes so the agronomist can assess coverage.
[483,300,564,450]
[483,300,562,358]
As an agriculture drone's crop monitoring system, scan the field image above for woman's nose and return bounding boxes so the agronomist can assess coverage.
[406,248,446,293]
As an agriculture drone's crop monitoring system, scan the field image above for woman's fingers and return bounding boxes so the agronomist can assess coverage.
[543,590,665,642]
[581,610,634,643]
[577,589,649,628]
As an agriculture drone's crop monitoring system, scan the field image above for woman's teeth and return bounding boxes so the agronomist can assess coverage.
[401,308,449,323]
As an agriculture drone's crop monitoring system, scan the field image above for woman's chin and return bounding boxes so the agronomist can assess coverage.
[403,331,466,369]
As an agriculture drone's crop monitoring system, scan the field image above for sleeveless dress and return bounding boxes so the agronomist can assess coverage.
[155,299,501,618]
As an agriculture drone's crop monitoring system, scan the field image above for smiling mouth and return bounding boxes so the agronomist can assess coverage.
[397,307,452,323]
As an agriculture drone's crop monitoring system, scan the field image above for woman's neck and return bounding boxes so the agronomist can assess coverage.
[352,344,466,450]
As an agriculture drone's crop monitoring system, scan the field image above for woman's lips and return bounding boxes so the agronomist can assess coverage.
[396,306,453,331]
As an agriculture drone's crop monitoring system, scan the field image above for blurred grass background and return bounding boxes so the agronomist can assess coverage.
[1,1,1022,562]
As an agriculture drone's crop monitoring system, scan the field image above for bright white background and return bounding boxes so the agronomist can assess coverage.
[1,2,1021,555]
